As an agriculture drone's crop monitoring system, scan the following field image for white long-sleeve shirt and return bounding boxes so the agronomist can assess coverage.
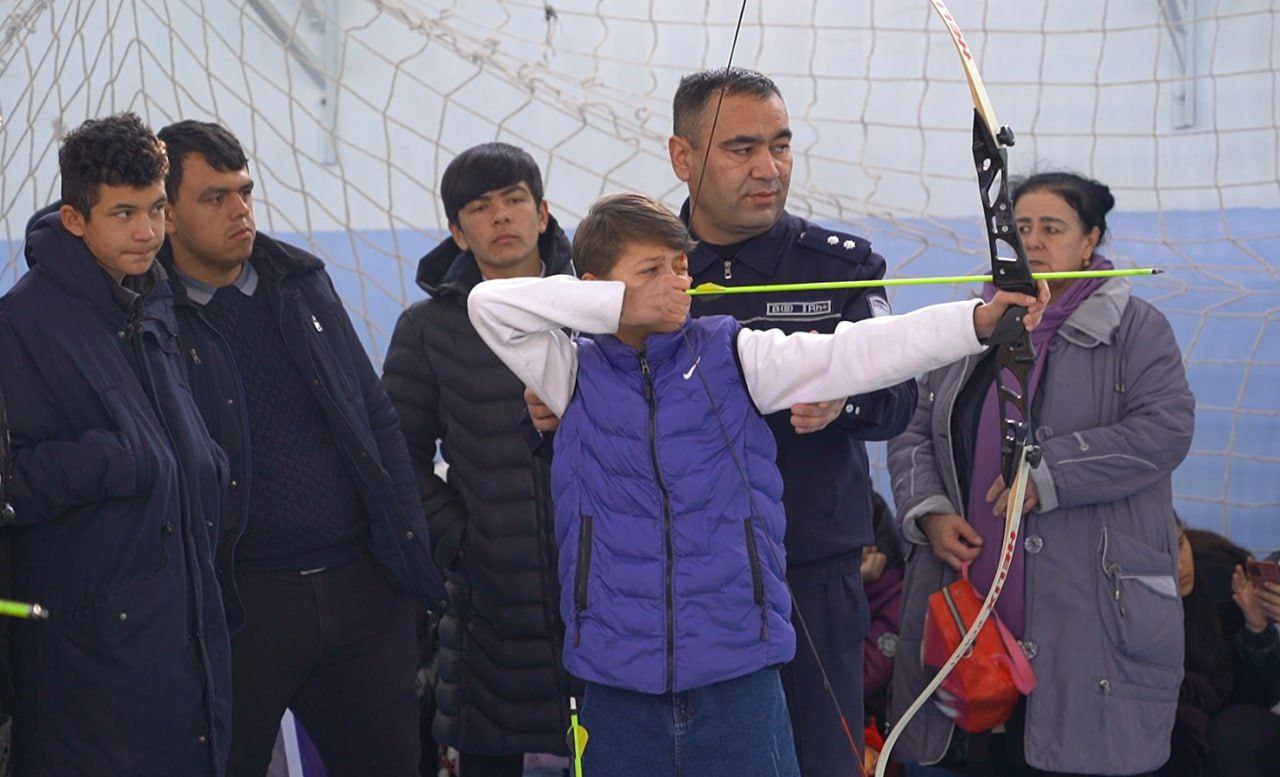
[467,275,986,418]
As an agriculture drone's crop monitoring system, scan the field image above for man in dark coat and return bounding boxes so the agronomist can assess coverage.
[670,68,917,777]
[0,113,232,776]
[383,143,576,777]
[156,119,446,777]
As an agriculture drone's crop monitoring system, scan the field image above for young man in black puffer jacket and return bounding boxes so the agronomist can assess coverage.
[383,143,576,777]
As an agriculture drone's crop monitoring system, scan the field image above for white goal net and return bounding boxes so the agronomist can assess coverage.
[0,0,1276,550]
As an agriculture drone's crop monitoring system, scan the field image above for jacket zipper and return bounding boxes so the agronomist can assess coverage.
[640,354,677,692]
[191,306,252,570]
[742,518,767,640]
[130,319,218,769]
[573,515,594,647]
[531,457,571,731]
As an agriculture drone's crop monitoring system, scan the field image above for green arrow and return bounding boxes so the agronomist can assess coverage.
[687,267,1161,296]
[0,599,48,620]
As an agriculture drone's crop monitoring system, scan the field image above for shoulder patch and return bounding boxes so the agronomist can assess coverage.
[797,225,873,264]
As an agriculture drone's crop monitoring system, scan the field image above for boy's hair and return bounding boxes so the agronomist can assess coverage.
[441,142,544,226]
[672,67,782,146]
[59,113,169,219]
[156,120,250,202]
[572,193,696,278]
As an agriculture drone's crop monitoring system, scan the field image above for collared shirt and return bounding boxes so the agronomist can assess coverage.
[172,261,259,306]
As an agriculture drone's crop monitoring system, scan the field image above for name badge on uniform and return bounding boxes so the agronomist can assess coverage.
[766,300,833,317]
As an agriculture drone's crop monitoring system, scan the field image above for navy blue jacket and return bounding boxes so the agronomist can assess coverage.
[0,215,232,776]
[160,235,446,634]
[683,205,917,565]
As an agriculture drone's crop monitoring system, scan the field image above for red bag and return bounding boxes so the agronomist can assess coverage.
[921,564,1036,733]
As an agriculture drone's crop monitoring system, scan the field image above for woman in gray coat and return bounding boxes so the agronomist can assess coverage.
[887,172,1196,776]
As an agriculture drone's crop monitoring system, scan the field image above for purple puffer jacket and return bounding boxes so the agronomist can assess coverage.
[551,315,796,694]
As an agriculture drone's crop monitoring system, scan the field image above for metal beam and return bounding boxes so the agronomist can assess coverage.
[1158,0,1197,129]
[247,0,327,90]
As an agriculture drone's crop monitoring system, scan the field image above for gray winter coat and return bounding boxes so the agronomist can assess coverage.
[886,279,1196,775]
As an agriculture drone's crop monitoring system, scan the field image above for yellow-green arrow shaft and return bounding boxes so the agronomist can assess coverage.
[0,599,47,619]
[687,267,1160,296]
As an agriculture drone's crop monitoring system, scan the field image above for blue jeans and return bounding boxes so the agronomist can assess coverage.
[579,667,799,777]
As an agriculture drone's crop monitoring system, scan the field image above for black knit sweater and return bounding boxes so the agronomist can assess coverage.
[203,281,367,570]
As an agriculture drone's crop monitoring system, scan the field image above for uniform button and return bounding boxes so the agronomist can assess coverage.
[877,632,899,658]
[118,612,128,622]
[311,379,320,386]
[229,480,238,489]
[798,231,807,240]
[843,239,856,250]
[205,520,214,529]
[224,398,235,406]
[217,568,226,576]
[826,235,839,246]
[844,403,855,414]
[1020,639,1039,660]
[116,330,126,339]
[1024,534,1043,554]
[161,521,175,534]
[404,531,415,540]
[197,735,208,744]
[359,451,368,459]
[1035,425,1054,443]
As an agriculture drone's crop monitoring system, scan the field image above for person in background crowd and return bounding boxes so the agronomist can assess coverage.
[863,490,906,732]
[383,142,577,777]
[1165,527,1280,777]
[0,113,232,776]
[887,171,1195,776]
[158,119,445,777]
[862,490,907,777]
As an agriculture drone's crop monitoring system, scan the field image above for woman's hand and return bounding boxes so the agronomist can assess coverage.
[1232,564,1271,633]
[986,473,1040,518]
[920,513,983,571]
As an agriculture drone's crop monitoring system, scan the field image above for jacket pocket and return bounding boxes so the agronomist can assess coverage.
[573,515,593,647]
[97,385,154,494]
[1096,526,1182,669]
[744,518,767,640]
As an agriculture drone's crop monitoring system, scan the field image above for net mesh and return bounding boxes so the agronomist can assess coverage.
[0,0,1276,549]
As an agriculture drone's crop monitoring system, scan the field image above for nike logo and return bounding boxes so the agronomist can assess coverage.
[683,356,702,380]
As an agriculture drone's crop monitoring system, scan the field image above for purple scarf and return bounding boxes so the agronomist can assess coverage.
[967,256,1114,637]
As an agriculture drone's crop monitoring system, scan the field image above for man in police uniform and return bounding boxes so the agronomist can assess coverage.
[528,67,916,776]
[669,67,916,776]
